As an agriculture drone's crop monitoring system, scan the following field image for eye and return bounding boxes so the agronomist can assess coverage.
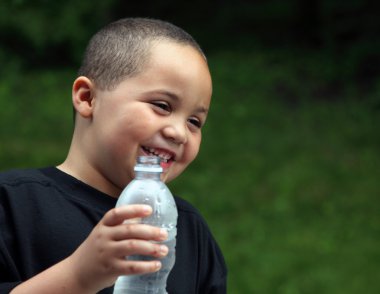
[151,101,172,113]
[187,117,202,129]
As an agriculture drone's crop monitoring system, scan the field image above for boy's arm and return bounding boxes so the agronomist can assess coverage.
[10,257,93,294]
[10,205,168,294]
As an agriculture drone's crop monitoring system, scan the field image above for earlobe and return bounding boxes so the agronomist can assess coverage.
[72,76,95,118]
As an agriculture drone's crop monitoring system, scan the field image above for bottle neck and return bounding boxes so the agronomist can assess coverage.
[135,171,161,180]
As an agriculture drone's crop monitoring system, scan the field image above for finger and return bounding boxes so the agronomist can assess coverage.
[102,205,152,226]
[115,259,162,276]
[111,223,168,242]
[114,239,169,258]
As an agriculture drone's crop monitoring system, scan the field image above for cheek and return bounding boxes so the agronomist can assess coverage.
[186,135,201,161]
[186,144,200,165]
[161,136,202,183]
[176,136,201,171]
[113,110,155,141]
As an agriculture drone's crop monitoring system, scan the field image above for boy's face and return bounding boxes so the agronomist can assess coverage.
[85,41,212,195]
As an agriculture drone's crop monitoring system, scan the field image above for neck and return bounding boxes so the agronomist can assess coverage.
[58,143,122,198]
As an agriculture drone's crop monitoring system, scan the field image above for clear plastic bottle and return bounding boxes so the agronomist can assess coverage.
[113,156,178,294]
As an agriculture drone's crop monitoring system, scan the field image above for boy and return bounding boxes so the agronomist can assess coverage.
[0,18,227,293]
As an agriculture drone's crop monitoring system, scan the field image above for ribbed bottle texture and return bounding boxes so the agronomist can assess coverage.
[113,156,178,294]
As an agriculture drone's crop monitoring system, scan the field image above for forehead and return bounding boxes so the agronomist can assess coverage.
[132,40,212,103]
[148,40,211,87]
[145,40,206,70]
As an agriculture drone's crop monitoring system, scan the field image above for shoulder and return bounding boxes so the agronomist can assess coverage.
[173,196,228,289]
[174,196,210,227]
[0,168,57,204]
[174,196,201,215]
[0,168,49,187]
[174,195,226,262]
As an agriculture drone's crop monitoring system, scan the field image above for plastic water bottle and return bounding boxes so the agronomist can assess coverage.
[113,156,178,294]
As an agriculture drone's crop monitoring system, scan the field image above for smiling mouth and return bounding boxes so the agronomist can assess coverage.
[141,146,175,163]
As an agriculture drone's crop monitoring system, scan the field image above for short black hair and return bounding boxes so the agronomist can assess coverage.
[78,17,205,90]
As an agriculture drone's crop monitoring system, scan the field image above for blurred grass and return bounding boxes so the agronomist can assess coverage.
[0,69,74,166]
[1,48,379,293]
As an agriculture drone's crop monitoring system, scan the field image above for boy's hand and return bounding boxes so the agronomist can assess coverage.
[68,204,168,293]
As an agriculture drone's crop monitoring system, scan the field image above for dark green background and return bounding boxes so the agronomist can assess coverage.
[1,1,379,293]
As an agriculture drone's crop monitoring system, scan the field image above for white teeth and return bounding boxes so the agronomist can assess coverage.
[143,147,173,162]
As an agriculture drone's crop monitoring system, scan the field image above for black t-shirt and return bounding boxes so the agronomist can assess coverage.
[0,167,227,293]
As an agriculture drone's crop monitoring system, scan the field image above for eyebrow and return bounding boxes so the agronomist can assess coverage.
[149,90,209,114]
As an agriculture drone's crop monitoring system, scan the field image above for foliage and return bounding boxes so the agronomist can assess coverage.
[0,0,118,66]
[0,69,74,166]
[1,0,379,68]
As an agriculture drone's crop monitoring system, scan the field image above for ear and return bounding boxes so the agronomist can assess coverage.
[72,76,95,118]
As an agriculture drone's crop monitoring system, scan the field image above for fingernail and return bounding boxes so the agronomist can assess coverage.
[142,205,152,213]
[155,261,162,270]
[160,229,168,240]
[160,245,168,255]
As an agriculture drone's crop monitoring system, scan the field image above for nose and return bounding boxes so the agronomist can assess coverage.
[162,122,188,145]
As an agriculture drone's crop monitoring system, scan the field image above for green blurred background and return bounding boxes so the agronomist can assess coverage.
[1,0,379,293]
